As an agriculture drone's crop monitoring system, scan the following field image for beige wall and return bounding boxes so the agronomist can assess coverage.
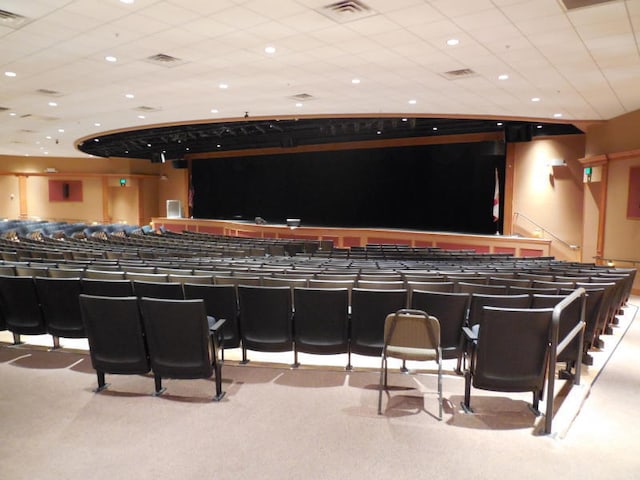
[157,162,189,218]
[0,154,160,225]
[585,110,640,156]
[511,135,586,261]
[0,176,20,220]
[603,156,640,262]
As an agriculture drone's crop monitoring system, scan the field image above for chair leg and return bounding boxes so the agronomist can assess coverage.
[12,332,22,345]
[292,348,300,368]
[212,356,225,402]
[437,361,443,420]
[461,369,473,414]
[400,359,408,373]
[377,356,386,415]
[345,347,352,371]
[240,346,249,364]
[153,374,166,396]
[94,371,109,393]
[51,336,61,350]
[529,391,542,416]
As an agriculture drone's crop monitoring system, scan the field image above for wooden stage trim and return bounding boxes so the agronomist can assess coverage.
[152,218,551,258]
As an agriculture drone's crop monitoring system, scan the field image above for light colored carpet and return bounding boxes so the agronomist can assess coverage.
[1,299,638,480]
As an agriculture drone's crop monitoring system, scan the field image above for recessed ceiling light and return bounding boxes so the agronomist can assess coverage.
[94,122,101,127]
[105,55,117,62]
[531,97,541,102]
[351,78,361,84]
[498,74,509,81]
[120,0,135,4]
[408,99,417,105]
[147,143,151,147]
[137,115,146,119]
[93,138,100,142]
[4,71,16,77]
[9,112,16,116]
[216,144,221,148]
[45,135,52,139]
[265,46,276,54]
[553,113,563,118]
[432,127,438,131]
[48,101,58,107]
[537,125,543,129]
[219,83,228,89]
[44,151,49,155]
[125,93,135,99]
[295,102,303,107]
[447,38,459,46]
[497,122,503,126]
[210,108,219,113]
[401,118,408,122]
[58,128,64,133]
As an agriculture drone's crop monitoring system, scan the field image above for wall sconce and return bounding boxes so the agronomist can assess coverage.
[160,174,169,181]
[546,158,566,175]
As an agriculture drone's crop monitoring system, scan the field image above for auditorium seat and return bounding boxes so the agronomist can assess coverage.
[293,287,350,368]
[183,283,241,360]
[79,294,150,392]
[35,276,86,347]
[139,297,225,401]
[0,275,47,344]
[411,290,470,373]
[237,286,293,364]
[462,306,554,416]
[349,288,407,361]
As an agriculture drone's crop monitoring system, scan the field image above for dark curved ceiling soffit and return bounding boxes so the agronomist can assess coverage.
[76,117,583,161]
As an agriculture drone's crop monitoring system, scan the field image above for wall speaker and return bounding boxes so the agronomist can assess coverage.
[62,183,70,199]
[172,159,188,169]
[151,152,166,163]
[505,124,533,143]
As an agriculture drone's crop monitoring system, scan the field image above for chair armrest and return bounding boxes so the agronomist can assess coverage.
[462,326,477,341]
[209,318,227,350]
[209,318,226,333]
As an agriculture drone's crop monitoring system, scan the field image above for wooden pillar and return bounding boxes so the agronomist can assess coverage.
[101,177,110,223]
[504,143,516,235]
[18,175,28,219]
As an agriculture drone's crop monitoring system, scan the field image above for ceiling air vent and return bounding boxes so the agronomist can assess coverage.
[145,53,186,67]
[0,106,9,112]
[441,68,478,80]
[561,0,618,10]
[0,9,29,29]
[317,0,377,24]
[134,105,161,112]
[289,93,314,102]
[36,88,63,97]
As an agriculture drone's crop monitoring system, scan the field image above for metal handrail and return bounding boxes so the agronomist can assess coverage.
[544,288,586,435]
[594,256,640,266]
[512,212,580,250]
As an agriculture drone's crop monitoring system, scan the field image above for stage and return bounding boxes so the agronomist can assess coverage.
[151,217,551,258]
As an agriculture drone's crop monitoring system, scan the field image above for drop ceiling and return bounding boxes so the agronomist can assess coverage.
[0,0,638,159]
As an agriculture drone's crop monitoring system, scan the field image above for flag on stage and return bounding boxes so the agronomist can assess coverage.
[492,168,500,222]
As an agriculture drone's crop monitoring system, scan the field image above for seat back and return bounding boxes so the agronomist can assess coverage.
[79,294,149,375]
[455,282,508,295]
[411,290,469,359]
[81,278,134,297]
[238,286,293,353]
[0,275,46,335]
[139,298,213,379]
[293,288,349,355]
[133,280,184,299]
[467,293,531,327]
[35,277,86,338]
[383,309,440,357]
[473,307,553,392]
[183,283,240,349]
[350,288,407,356]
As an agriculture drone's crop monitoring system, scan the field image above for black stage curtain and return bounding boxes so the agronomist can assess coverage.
[191,142,504,234]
